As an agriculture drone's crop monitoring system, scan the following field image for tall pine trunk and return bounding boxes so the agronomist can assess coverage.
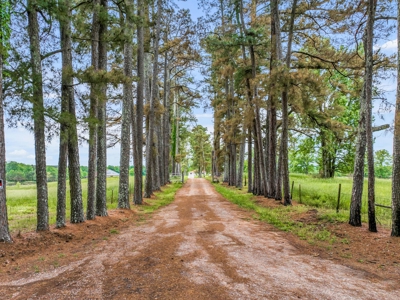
[280,0,297,206]
[56,0,70,227]
[134,0,145,205]
[238,0,267,196]
[268,0,283,199]
[0,50,12,242]
[96,0,108,216]
[349,83,367,226]
[391,0,400,236]
[365,0,377,232]
[118,0,134,209]
[275,140,282,201]
[144,0,162,195]
[28,0,49,231]
[87,0,100,220]
[247,126,252,193]
[236,134,245,189]
[163,51,171,184]
[60,0,85,224]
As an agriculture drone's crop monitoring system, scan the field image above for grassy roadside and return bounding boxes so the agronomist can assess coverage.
[289,174,392,226]
[6,178,182,233]
[136,182,183,214]
[213,183,345,245]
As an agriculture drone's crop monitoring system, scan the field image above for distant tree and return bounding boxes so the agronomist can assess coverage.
[289,138,316,174]
[7,170,26,182]
[374,150,392,178]
[189,125,212,176]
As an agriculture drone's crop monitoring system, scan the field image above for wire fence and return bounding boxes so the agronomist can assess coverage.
[289,178,392,227]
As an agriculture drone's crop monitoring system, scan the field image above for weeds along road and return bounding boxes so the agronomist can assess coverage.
[1,178,398,299]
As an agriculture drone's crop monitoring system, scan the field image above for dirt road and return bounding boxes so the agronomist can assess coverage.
[1,178,398,299]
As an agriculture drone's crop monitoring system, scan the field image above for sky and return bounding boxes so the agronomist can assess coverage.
[4,1,398,167]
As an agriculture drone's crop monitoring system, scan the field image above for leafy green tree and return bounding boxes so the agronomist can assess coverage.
[7,170,25,182]
[46,166,58,182]
[189,125,212,177]
[289,137,316,174]
[374,150,392,178]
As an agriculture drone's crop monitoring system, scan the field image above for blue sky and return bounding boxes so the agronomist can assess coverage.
[4,1,397,166]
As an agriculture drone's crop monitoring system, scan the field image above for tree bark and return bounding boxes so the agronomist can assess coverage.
[268,0,283,199]
[163,49,171,185]
[236,134,245,189]
[247,126,252,193]
[280,0,297,206]
[365,0,377,232]
[60,0,85,224]
[28,0,49,231]
[223,152,229,182]
[87,0,100,220]
[391,0,400,236]
[57,0,70,227]
[349,79,367,227]
[0,51,12,242]
[118,0,134,209]
[144,0,162,197]
[96,0,108,217]
[275,140,282,201]
[134,0,145,205]
[238,0,267,196]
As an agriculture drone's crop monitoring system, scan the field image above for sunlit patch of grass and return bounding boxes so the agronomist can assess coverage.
[6,177,134,233]
[213,183,341,245]
[289,174,392,227]
[138,182,182,214]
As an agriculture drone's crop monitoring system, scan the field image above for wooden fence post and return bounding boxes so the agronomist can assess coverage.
[299,184,302,204]
[336,184,342,213]
[291,181,294,199]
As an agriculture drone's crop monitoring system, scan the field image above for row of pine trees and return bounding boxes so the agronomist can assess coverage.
[1,0,400,241]
[0,0,200,242]
[202,0,400,236]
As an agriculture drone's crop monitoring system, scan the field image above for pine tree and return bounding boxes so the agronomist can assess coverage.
[27,0,49,231]
[0,0,12,242]
[96,0,108,217]
[392,0,400,236]
[133,0,145,206]
[87,0,101,220]
[144,0,162,198]
[117,0,134,209]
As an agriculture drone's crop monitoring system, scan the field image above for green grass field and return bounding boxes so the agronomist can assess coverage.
[289,174,392,226]
[5,176,182,233]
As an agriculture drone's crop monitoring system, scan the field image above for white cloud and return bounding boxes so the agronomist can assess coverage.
[374,39,397,51]
[7,149,35,164]
[195,113,213,119]
[9,149,30,156]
